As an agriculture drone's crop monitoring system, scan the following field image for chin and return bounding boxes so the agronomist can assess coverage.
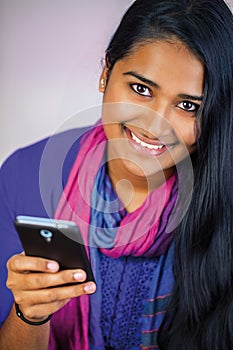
[123,159,169,179]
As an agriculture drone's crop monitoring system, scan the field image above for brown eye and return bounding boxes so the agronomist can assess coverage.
[131,83,152,97]
[178,101,199,112]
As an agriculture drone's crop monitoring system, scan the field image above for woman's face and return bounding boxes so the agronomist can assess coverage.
[100,40,204,181]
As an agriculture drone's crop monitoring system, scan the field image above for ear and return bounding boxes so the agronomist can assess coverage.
[99,66,109,93]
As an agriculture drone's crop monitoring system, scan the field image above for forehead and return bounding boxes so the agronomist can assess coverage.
[115,40,204,94]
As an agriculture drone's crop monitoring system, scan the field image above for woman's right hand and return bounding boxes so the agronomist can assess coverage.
[6,252,96,322]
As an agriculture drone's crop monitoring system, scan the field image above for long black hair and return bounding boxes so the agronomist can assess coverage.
[105,1,233,349]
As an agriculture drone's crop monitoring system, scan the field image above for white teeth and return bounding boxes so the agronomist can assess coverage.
[131,131,164,150]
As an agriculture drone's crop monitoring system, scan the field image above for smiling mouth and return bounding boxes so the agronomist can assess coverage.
[131,131,165,150]
[124,125,177,156]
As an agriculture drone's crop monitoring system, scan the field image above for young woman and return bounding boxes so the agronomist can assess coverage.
[0,0,232,349]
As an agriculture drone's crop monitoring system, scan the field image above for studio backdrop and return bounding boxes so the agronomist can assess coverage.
[0,0,133,164]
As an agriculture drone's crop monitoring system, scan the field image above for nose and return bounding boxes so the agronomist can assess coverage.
[144,104,174,138]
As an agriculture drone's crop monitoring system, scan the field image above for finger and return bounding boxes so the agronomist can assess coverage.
[7,254,60,273]
[10,269,88,290]
[15,281,96,306]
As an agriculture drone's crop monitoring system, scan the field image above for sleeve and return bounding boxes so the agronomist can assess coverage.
[0,150,24,327]
[0,126,88,327]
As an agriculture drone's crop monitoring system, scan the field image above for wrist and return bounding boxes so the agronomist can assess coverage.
[15,303,52,326]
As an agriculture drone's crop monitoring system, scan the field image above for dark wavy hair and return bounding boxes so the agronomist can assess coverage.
[105,1,233,349]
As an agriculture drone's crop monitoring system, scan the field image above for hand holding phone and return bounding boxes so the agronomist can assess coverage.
[14,216,94,283]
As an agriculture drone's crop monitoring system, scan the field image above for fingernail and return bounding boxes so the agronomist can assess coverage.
[84,283,96,293]
[47,262,58,271]
[73,272,84,281]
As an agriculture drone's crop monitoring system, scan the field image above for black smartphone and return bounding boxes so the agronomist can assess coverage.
[14,215,94,283]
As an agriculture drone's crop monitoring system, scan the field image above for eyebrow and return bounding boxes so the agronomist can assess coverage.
[123,70,203,102]
[123,71,159,89]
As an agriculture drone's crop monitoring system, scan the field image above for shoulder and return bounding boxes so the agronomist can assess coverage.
[0,126,92,217]
[1,126,90,180]
[3,126,90,165]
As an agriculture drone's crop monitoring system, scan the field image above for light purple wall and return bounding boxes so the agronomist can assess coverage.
[0,0,133,164]
[1,0,232,164]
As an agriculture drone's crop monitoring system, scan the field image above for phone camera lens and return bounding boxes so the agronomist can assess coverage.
[40,229,53,242]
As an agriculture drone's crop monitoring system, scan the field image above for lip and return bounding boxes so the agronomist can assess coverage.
[124,125,176,157]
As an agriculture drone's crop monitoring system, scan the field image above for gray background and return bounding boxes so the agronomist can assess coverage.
[0,0,133,164]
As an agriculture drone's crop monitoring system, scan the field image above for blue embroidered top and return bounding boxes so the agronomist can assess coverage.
[100,254,158,349]
[88,162,175,349]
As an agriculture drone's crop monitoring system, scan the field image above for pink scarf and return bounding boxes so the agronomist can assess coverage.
[49,123,177,349]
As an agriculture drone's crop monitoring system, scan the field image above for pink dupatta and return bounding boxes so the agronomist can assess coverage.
[49,123,177,349]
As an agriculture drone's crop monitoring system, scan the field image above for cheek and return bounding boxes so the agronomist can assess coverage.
[173,118,196,149]
[102,122,123,141]
[184,124,196,148]
[101,99,143,126]
[103,80,125,103]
